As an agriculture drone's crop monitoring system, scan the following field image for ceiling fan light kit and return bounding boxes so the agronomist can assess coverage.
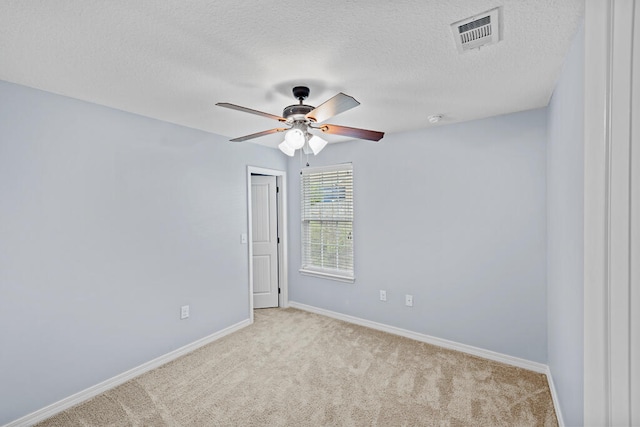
[280,129,328,157]
[216,86,384,156]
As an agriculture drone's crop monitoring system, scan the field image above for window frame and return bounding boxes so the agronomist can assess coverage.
[299,163,355,283]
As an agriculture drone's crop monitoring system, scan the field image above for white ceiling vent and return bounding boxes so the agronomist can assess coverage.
[451,7,501,53]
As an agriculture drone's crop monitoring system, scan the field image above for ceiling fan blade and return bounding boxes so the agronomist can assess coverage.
[216,103,286,122]
[230,128,288,142]
[318,124,384,142]
[306,93,360,123]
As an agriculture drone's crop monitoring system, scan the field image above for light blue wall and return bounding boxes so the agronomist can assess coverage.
[547,22,584,427]
[0,80,287,425]
[287,109,548,363]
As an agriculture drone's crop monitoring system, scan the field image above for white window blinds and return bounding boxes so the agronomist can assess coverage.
[300,164,354,282]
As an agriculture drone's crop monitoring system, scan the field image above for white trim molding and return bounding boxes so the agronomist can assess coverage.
[631,2,640,423]
[546,369,565,427]
[4,319,251,427]
[288,301,548,373]
[584,0,638,425]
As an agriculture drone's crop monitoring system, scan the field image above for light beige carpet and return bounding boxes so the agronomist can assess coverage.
[36,308,557,426]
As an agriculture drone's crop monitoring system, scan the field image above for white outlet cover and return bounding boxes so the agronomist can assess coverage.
[379,290,387,301]
[405,295,413,307]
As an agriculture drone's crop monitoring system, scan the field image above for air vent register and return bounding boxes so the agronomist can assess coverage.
[451,7,502,53]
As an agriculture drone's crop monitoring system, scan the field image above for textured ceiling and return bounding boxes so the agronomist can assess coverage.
[0,0,584,148]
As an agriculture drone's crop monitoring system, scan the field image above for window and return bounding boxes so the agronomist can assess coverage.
[300,163,354,283]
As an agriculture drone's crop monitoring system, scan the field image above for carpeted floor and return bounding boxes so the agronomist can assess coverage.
[36,308,557,426]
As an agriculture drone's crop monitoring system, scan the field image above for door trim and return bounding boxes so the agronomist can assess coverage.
[247,166,288,323]
[584,0,637,424]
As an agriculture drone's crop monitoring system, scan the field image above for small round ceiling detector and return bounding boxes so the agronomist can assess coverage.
[428,114,443,124]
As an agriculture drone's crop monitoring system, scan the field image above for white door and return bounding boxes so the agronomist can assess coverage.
[251,175,279,308]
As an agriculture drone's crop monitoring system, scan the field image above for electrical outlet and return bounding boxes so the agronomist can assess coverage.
[181,305,190,319]
[405,295,413,307]
[379,290,387,301]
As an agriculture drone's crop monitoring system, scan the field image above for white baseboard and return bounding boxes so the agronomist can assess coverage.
[288,301,548,373]
[4,319,252,427]
[545,368,565,427]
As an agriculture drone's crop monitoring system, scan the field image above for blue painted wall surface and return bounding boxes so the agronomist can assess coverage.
[0,80,286,425]
[287,109,548,364]
[546,22,584,427]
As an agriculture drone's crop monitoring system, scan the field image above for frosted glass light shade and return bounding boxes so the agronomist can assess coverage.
[308,135,328,155]
[278,141,295,156]
[284,128,305,149]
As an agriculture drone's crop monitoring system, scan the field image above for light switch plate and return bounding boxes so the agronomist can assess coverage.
[181,305,189,319]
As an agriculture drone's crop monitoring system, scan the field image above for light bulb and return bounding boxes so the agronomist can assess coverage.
[284,128,305,149]
[278,141,295,156]
[308,135,328,155]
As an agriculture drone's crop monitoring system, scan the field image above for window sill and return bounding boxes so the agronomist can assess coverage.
[299,268,355,284]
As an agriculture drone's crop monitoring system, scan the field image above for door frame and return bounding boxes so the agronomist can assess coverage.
[247,166,288,323]
[584,0,638,424]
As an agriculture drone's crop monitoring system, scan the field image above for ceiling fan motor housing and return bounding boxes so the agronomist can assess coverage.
[284,86,314,122]
[282,104,314,121]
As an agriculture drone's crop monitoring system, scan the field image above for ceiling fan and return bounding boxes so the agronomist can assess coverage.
[216,86,384,156]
